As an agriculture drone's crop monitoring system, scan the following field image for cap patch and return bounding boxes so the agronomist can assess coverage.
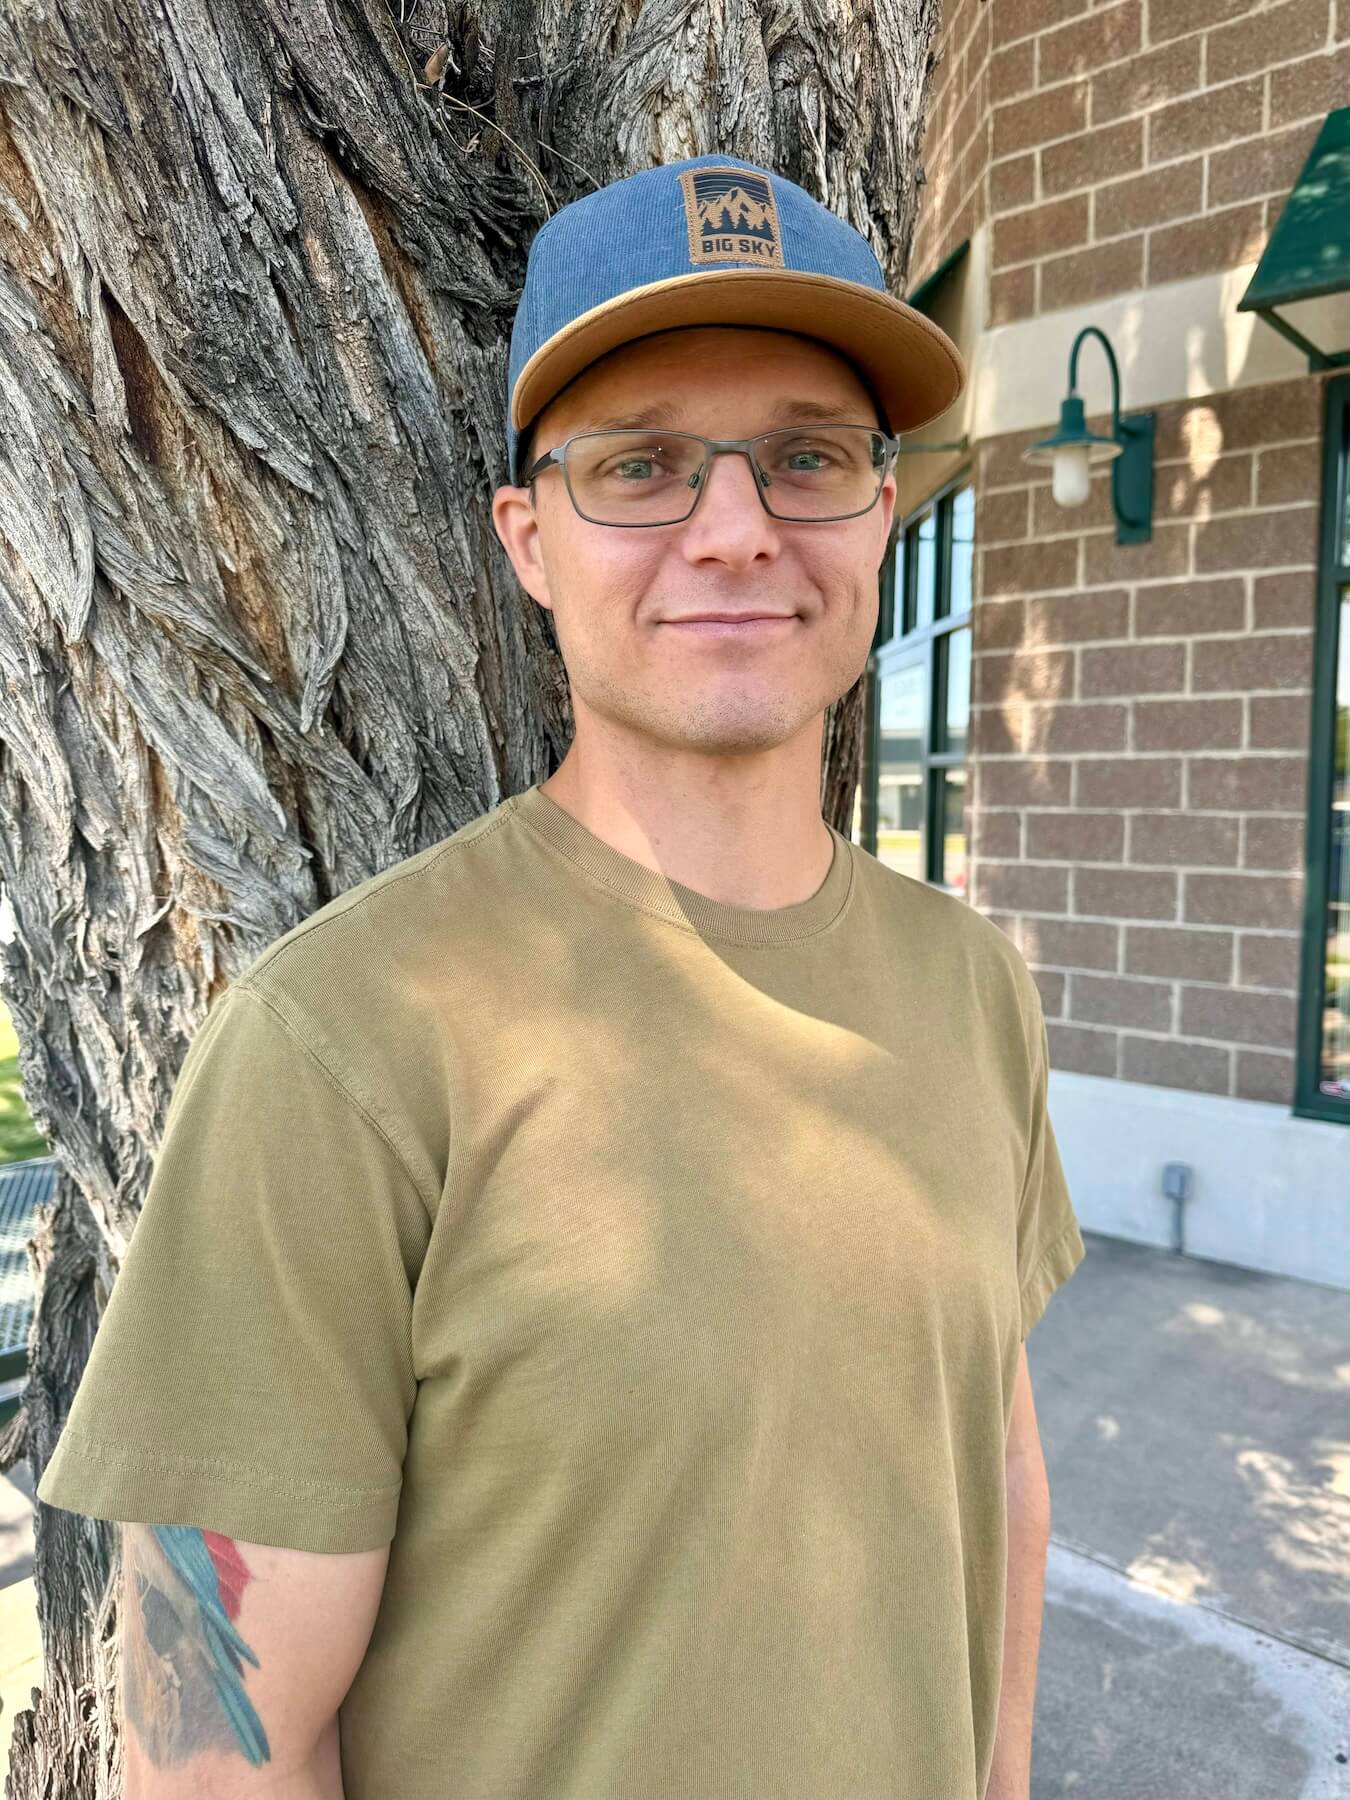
[679,166,784,269]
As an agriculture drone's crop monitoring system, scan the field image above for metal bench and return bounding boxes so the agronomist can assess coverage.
[0,1157,55,1427]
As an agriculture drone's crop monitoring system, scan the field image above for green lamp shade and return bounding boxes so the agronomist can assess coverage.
[1024,394,1122,507]
[1024,393,1122,463]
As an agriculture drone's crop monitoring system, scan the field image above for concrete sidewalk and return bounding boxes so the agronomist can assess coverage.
[1030,1230,1350,1798]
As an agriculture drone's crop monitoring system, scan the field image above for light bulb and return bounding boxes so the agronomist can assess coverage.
[1051,443,1092,508]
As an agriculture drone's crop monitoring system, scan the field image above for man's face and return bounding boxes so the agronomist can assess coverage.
[491,326,897,761]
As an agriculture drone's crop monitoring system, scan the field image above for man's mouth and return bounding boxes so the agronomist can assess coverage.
[660,612,799,635]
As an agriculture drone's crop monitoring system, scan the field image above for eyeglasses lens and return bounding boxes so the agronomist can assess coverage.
[562,427,887,524]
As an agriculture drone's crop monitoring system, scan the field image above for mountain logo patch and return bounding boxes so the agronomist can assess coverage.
[679,167,784,268]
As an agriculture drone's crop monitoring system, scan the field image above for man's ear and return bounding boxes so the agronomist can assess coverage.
[491,484,554,610]
[875,469,899,566]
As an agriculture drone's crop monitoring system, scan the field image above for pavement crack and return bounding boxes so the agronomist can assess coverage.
[1048,1531,1350,1675]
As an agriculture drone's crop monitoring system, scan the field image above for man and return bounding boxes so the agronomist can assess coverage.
[39,155,1085,1800]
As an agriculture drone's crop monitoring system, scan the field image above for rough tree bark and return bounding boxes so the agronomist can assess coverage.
[0,0,941,1788]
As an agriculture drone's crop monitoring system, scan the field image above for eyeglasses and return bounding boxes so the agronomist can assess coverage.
[522,424,900,527]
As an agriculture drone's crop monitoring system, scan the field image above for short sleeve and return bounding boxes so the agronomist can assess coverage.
[36,980,432,1552]
[1016,987,1086,1342]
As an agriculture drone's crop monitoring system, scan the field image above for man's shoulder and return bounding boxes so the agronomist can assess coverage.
[196,794,531,1199]
[236,793,521,1020]
[848,843,1040,1020]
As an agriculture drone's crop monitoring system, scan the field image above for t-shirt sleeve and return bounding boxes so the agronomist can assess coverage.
[35,979,432,1553]
[1016,983,1086,1343]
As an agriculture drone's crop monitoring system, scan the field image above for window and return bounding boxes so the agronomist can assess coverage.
[1297,375,1350,1124]
[853,475,974,895]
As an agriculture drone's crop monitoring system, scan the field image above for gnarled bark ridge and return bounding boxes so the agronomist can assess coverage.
[0,0,938,1786]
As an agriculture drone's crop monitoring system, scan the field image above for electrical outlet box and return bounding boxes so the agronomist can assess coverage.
[1162,1161,1192,1202]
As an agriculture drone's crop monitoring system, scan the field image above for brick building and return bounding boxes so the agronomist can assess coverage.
[851,1,1350,1289]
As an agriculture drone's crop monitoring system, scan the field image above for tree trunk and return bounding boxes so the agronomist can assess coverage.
[0,0,939,1786]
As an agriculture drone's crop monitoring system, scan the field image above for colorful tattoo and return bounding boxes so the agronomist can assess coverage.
[121,1522,272,1768]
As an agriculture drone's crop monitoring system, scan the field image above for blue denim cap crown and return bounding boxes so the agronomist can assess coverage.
[504,154,964,485]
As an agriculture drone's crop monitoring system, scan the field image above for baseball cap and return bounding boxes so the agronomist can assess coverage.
[504,153,967,486]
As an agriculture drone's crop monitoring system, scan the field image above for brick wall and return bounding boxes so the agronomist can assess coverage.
[903,1,1346,1105]
[968,374,1330,1104]
[910,0,992,285]
[985,0,1350,325]
[910,0,1350,313]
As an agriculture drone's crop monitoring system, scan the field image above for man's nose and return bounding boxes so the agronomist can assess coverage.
[678,450,781,562]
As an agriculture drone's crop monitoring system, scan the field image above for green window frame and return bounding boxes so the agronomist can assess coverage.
[1296,373,1350,1124]
[855,472,974,894]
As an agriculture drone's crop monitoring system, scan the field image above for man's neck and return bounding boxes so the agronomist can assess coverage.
[538,761,836,911]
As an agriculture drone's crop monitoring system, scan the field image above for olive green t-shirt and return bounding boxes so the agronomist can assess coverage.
[39,782,1085,1799]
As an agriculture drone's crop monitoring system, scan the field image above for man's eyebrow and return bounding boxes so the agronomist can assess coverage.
[583,398,870,432]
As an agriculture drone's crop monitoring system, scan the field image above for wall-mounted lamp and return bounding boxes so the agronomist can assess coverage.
[1023,325,1155,544]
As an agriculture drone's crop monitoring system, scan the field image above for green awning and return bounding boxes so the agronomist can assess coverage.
[905,238,969,315]
[1237,105,1350,370]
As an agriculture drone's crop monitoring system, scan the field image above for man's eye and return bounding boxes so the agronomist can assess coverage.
[598,450,678,482]
[768,443,836,474]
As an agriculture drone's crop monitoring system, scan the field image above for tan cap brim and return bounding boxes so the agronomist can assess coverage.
[511,268,966,442]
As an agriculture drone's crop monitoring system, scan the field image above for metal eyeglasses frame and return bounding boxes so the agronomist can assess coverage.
[521,424,903,526]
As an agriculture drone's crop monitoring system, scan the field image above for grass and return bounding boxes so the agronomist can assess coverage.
[0,1000,50,1165]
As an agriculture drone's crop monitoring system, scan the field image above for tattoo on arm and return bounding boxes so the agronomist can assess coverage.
[121,1522,272,1770]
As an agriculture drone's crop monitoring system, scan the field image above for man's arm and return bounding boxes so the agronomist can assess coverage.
[984,1341,1053,1800]
[120,1521,388,1798]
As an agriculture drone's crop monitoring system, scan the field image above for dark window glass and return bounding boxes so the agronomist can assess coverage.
[1297,376,1350,1123]
[914,511,937,630]
[950,484,974,616]
[859,474,974,889]
[1320,584,1350,1098]
[939,768,968,896]
[876,660,926,881]
[938,627,971,759]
